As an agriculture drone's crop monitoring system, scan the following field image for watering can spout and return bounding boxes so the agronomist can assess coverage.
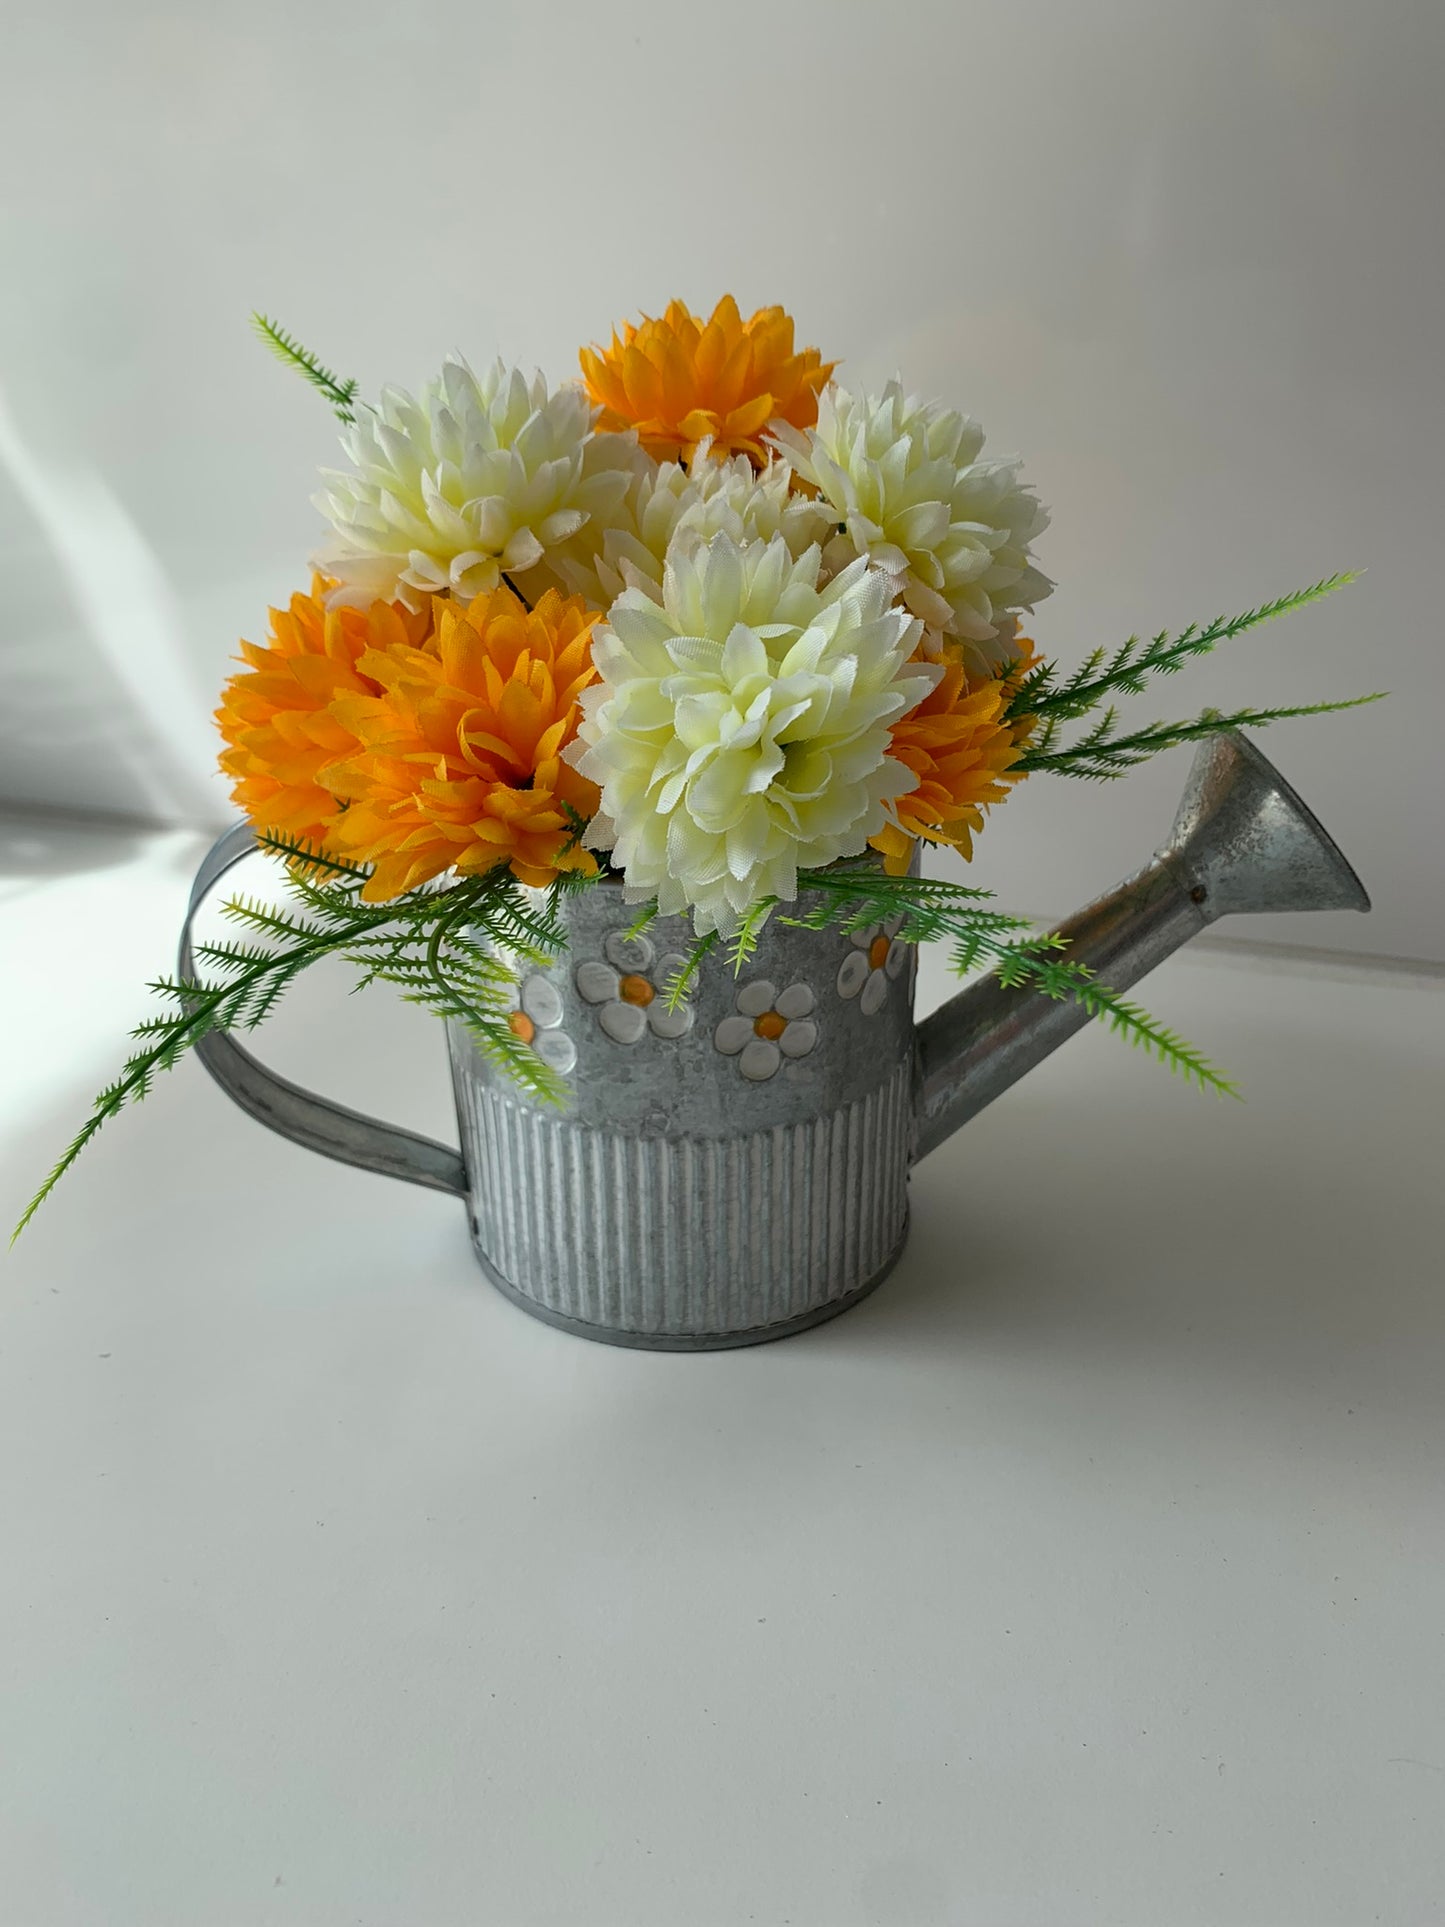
[912,730,1369,1161]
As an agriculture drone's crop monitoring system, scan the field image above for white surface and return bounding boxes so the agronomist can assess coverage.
[2,818,1443,1926]
[1,0,1440,960]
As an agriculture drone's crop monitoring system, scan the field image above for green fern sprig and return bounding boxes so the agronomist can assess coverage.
[662,930,720,1010]
[725,898,775,977]
[992,950,1237,1095]
[266,848,575,1091]
[624,901,659,943]
[13,903,359,1241]
[1017,694,1385,781]
[250,313,361,424]
[612,890,772,996]
[783,863,1232,1092]
[1005,573,1358,727]
[12,843,584,1240]
[248,830,369,880]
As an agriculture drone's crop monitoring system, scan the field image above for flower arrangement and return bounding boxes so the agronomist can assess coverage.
[14,297,1378,1235]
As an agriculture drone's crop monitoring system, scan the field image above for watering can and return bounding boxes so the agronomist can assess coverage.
[181,730,1368,1349]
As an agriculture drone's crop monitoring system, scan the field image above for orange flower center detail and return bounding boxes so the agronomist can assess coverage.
[754,1010,787,1041]
[618,974,655,1006]
[868,935,892,970]
[508,1010,536,1044]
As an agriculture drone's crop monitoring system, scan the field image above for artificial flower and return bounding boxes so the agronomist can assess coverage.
[323,587,601,901]
[571,530,938,934]
[869,658,1024,871]
[551,444,834,609]
[314,357,637,612]
[216,578,430,848]
[771,380,1051,675]
[579,297,834,465]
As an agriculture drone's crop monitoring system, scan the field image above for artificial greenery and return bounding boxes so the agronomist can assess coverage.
[250,314,362,424]
[12,837,573,1241]
[1005,574,1382,778]
[1015,694,1382,781]
[656,863,1235,1096]
[785,866,1235,1091]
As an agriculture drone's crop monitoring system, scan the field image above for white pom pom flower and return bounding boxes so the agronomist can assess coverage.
[314,357,637,610]
[571,530,938,934]
[551,445,835,610]
[772,380,1051,674]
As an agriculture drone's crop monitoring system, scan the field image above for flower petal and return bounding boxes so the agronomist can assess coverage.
[576,961,621,1005]
[778,1019,817,1058]
[774,982,814,1020]
[714,1015,754,1055]
[604,931,655,971]
[534,1030,576,1074]
[739,1038,781,1081]
[836,951,869,999]
[599,1001,648,1045]
[735,979,777,1018]
[648,1002,695,1040]
[520,974,564,1028]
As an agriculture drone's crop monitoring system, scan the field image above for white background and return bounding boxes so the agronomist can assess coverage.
[2,0,1441,964]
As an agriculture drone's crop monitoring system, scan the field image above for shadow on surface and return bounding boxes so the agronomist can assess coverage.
[813,1009,1444,1416]
[7,954,1441,1499]
[0,809,172,882]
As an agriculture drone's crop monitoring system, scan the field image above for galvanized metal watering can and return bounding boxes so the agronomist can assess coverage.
[182,731,1368,1350]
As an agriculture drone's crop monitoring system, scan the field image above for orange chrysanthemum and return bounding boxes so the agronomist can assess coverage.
[323,587,602,902]
[216,579,430,848]
[870,660,1027,873]
[579,295,835,464]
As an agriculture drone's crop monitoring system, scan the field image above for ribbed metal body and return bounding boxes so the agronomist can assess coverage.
[452,1056,913,1347]
[445,876,920,1349]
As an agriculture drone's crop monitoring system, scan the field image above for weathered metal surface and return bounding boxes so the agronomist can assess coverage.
[914,731,1370,1157]
[445,873,919,1346]
[181,730,1368,1349]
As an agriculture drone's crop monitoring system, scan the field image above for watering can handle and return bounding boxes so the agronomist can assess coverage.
[178,823,468,1198]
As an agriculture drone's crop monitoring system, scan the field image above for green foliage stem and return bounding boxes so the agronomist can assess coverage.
[250,314,361,424]
[651,860,1236,1094]
[1016,694,1385,781]
[1006,574,1358,727]
[12,837,582,1241]
[1005,573,1382,777]
[785,863,1237,1095]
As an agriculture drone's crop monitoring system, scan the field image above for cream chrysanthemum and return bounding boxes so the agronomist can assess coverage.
[551,445,835,609]
[571,531,938,933]
[772,380,1051,675]
[313,357,638,611]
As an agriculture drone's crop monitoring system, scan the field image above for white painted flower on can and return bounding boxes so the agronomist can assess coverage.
[503,969,576,1076]
[714,979,818,1082]
[836,917,909,1016]
[575,931,696,1044]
